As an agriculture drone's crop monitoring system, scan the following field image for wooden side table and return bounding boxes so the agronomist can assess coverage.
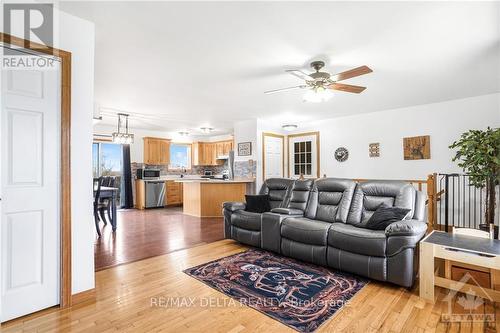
[419,230,500,302]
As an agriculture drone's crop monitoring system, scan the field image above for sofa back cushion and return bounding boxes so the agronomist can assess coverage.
[259,178,294,209]
[286,179,314,211]
[347,181,416,225]
[305,178,356,223]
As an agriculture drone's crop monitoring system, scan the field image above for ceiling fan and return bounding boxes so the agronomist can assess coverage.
[264,61,372,102]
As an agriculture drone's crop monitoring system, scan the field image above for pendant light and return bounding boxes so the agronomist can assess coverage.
[112,113,134,144]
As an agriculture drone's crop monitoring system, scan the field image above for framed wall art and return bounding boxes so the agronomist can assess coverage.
[238,142,252,156]
[369,143,380,157]
[403,135,430,160]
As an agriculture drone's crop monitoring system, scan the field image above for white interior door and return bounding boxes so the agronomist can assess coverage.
[288,134,319,179]
[1,48,61,322]
[263,135,283,180]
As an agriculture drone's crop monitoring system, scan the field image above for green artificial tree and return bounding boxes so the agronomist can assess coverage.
[449,127,500,226]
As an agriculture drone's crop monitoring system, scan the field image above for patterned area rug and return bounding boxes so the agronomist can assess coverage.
[184,249,368,332]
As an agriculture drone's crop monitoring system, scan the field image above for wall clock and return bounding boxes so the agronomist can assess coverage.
[334,147,349,162]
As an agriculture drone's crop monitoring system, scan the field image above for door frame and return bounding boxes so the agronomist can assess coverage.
[0,33,73,309]
[261,132,285,181]
[287,131,321,178]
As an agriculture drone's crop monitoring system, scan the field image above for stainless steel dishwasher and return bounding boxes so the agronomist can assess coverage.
[145,180,165,208]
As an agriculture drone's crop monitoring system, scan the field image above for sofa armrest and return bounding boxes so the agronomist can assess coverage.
[385,219,427,256]
[385,219,427,237]
[222,202,245,239]
[270,208,304,215]
[223,201,246,212]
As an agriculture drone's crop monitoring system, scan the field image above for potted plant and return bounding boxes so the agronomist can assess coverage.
[449,127,500,233]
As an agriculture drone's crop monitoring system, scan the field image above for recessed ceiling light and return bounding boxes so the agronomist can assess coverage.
[282,124,298,132]
[200,127,214,134]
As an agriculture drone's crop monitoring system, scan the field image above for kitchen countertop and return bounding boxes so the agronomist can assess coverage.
[175,179,255,183]
[137,176,206,182]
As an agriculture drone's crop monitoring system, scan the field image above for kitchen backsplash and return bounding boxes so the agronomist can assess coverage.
[132,162,228,177]
[234,160,256,179]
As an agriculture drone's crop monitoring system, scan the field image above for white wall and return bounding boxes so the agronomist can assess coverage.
[286,93,499,180]
[57,9,96,295]
[233,120,258,162]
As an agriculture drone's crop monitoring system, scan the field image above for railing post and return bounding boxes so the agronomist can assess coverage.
[444,174,450,232]
[427,173,437,230]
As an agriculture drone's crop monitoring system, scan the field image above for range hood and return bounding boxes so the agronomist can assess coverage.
[216,155,229,160]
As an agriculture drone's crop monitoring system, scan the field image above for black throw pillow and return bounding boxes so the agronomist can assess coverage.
[245,195,271,213]
[363,204,411,230]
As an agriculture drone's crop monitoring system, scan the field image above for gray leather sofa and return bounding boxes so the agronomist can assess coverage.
[223,178,427,288]
[223,178,294,247]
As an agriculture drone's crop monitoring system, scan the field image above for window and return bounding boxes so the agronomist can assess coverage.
[92,142,123,206]
[93,142,123,177]
[100,143,123,176]
[92,143,99,178]
[294,141,312,176]
[288,132,319,178]
[169,143,191,169]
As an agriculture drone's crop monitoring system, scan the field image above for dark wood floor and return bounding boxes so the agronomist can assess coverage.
[94,206,224,271]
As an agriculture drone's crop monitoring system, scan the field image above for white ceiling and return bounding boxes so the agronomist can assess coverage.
[60,1,500,135]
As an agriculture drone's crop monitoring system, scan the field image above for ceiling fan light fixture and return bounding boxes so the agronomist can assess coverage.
[282,124,298,132]
[303,87,333,103]
[178,131,190,136]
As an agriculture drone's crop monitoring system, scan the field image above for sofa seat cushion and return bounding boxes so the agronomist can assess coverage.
[328,223,387,257]
[281,217,331,246]
[231,211,262,231]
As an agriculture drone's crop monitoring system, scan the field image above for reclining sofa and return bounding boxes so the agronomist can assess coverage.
[223,177,427,287]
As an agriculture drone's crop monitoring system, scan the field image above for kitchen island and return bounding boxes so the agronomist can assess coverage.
[176,179,255,217]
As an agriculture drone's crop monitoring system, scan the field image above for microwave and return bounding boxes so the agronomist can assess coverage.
[136,168,160,180]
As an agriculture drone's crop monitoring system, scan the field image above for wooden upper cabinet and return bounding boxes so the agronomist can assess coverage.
[215,140,233,157]
[192,142,201,166]
[192,139,233,166]
[160,140,170,165]
[144,137,170,165]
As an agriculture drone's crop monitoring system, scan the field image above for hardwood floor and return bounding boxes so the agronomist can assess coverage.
[3,240,498,332]
[94,207,223,271]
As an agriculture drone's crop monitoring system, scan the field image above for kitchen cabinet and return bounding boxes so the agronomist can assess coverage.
[165,181,183,205]
[144,137,170,165]
[192,140,233,166]
[135,180,183,209]
[192,142,216,166]
[215,140,233,157]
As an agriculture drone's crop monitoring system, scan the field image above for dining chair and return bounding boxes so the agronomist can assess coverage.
[93,177,105,237]
[101,176,111,187]
[97,176,112,225]
[104,176,117,224]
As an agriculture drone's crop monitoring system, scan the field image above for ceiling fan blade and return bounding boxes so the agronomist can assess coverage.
[285,69,313,81]
[327,83,366,94]
[264,85,308,94]
[330,65,373,82]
